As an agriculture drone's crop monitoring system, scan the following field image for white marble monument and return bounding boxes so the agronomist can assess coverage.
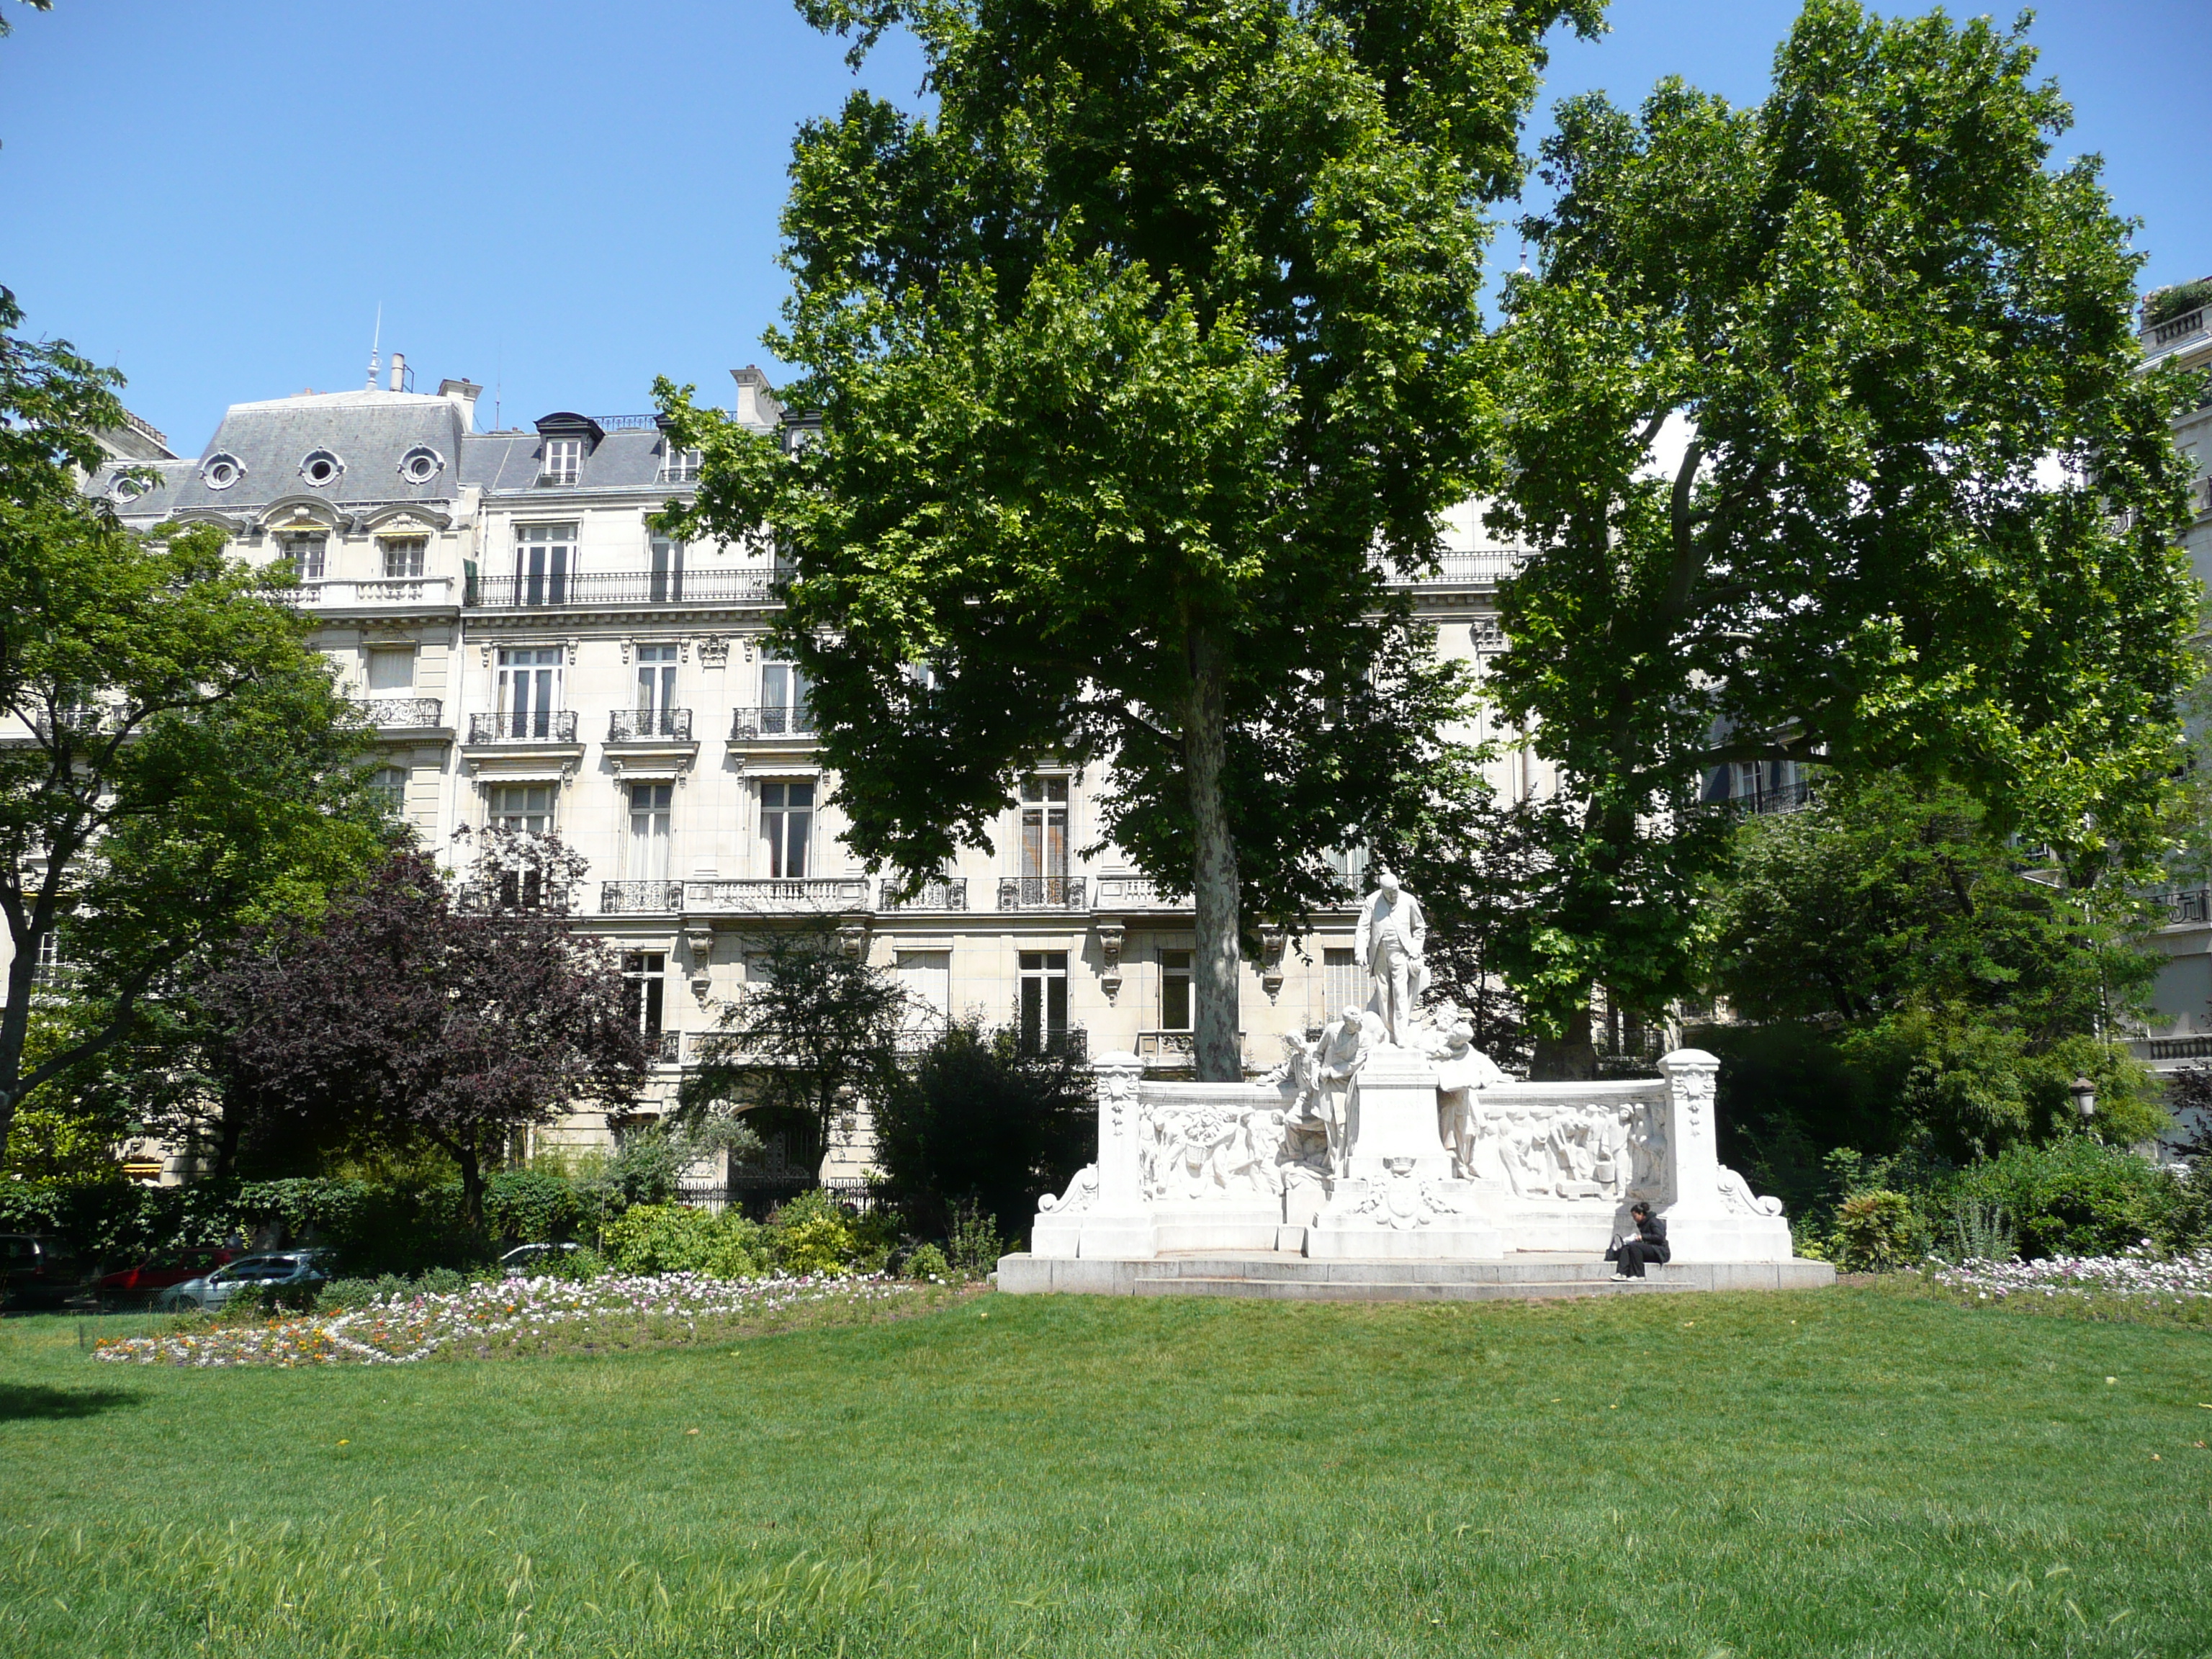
[1030,873,1797,1267]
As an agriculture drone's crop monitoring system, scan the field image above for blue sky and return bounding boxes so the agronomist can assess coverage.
[1,0,2203,455]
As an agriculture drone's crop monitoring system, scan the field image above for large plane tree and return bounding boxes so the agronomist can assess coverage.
[660,0,1601,1081]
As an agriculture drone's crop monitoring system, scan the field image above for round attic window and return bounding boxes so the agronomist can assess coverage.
[398,446,444,485]
[111,474,145,502]
[202,453,243,491]
[300,449,345,488]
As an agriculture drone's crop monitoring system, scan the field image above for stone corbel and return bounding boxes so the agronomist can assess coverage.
[836,920,869,959]
[1259,922,1288,1003]
[620,638,631,665]
[565,637,579,666]
[1096,920,1126,1001]
[698,634,731,669]
[684,922,716,1001]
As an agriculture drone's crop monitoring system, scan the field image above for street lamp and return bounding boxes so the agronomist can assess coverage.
[2069,1076,2098,1121]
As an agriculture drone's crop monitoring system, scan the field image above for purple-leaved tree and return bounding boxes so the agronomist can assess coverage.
[204,832,650,1223]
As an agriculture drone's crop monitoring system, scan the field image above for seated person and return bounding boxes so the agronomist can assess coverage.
[1606,1200,1671,1280]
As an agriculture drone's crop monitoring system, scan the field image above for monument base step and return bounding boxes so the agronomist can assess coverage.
[996,1251,1835,1300]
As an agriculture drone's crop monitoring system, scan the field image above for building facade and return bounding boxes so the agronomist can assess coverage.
[78,361,1530,1177]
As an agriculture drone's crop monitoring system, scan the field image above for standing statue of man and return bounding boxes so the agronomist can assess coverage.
[1354,866,1427,1047]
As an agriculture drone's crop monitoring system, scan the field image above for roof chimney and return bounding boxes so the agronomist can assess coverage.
[388,351,407,393]
[730,365,783,433]
[438,377,482,430]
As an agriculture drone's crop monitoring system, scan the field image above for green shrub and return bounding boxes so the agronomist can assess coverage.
[1941,1195,2018,1263]
[768,1189,858,1277]
[902,1243,950,1282]
[484,1171,581,1244]
[948,1200,1004,1280]
[1956,1137,2182,1259]
[602,1203,770,1278]
[1832,1190,1917,1271]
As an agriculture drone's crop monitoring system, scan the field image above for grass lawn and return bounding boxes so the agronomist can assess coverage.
[3,1285,2209,1658]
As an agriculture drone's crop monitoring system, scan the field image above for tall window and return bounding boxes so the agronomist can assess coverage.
[1159,949,1192,1032]
[635,643,678,727]
[761,661,811,735]
[660,445,701,484]
[628,782,673,881]
[1019,950,1069,1049]
[496,647,563,738]
[490,784,552,833]
[382,537,426,578]
[369,765,408,817]
[896,949,951,1030]
[760,780,813,878]
[365,647,415,691]
[513,523,576,606]
[540,438,581,486]
[622,951,666,1039]
[1323,947,1362,1018]
[283,534,325,583]
[648,534,684,603]
[1020,776,1070,878]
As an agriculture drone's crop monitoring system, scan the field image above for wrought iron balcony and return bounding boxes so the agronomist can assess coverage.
[1378,550,1525,588]
[729,705,814,740]
[1013,1025,1088,1061]
[465,570,774,609]
[12,706,128,744]
[682,876,871,914]
[467,709,579,745]
[879,878,968,912]
[2162,889,2211,926]
[608,707,693,742]
[601,881,685,914]
[997,875,1086,911]
[356,696,444,730]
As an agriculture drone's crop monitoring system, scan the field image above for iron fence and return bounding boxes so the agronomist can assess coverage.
[467,709,579,744]
[729,705,815,740]
[608,707,693,742]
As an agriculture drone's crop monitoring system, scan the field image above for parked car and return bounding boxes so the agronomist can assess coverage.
[95,1246,240,1305]
[1,1233,91,1310]
[500,1242,582,1278]
[156,1250,332,1313]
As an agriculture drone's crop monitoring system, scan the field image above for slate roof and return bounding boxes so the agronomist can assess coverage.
[93,390,469,518]
[459,427,691,496]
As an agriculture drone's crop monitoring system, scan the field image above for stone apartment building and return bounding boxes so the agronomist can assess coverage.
[73,358,1529,1178]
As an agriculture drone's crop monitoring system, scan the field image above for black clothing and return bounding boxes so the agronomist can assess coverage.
[1604,1214,1671,1278]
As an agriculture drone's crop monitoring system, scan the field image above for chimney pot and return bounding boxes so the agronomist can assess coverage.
[389,351,406,392]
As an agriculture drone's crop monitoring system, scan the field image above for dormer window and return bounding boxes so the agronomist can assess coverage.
[398,446,444,485]
[202,453,244,491]
[540,438,582,486]
[300,449,344,488]
[660,444,702,484]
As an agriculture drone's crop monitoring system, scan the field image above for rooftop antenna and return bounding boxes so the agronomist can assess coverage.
[1516,240,1531,278]
[365,302,383,392]
[493,338,503,429]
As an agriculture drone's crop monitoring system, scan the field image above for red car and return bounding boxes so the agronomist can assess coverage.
[95,1246,240,1302]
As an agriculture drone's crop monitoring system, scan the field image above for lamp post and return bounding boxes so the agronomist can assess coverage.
[2069,1075,2098,1122]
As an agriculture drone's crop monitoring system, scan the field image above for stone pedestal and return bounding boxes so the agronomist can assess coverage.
[1308,1046,1502,1257]
[1655,1048,1793,1264]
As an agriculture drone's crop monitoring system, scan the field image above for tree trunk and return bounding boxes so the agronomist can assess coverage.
[1530,1004,1599,1081]
[1184,626,1243,1083]
[456,1141,485,1231]
[0,950,31,1159]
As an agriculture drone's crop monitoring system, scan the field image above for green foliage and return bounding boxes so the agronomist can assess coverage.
[872,1018,1092,1244]
[1832,1190,1919,1272]
[660,0,1596,1077]
[1943,1197,2019,1264]
[947,1200,1004,1281]
[900,1242,949,1282]
[768,1187,858,1277]
[601,1203,771,1279]
[1486,2,2200,1048]
[482,1170,582,1244]
[1954,1138,2189,1260]
[2143,277,2212,327]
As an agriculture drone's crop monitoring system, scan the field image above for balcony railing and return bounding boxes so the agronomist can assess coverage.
[356,696,444,730]
[730,705,815,740]
[1014,1026,1089,1061]
[879,878,968,912]
[608,707,693,742]
[2148,307,2207,349]
[12,706,128,743]
[683,876,871,914]
[467,709,580,744]
[2162,889,2212,926]
[1379,550,1525,587]
[2142,1034,2212,1063]
[1093,875,1184,910]
[601,881,685,914]
[999,875,1087,910]
[465,570,774,609]
[287,577,456,608]
[1727,778,1814,816]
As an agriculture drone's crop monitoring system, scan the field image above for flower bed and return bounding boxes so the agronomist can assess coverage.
[91,1272,940,1367]
[1930,1245,2212,1315]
